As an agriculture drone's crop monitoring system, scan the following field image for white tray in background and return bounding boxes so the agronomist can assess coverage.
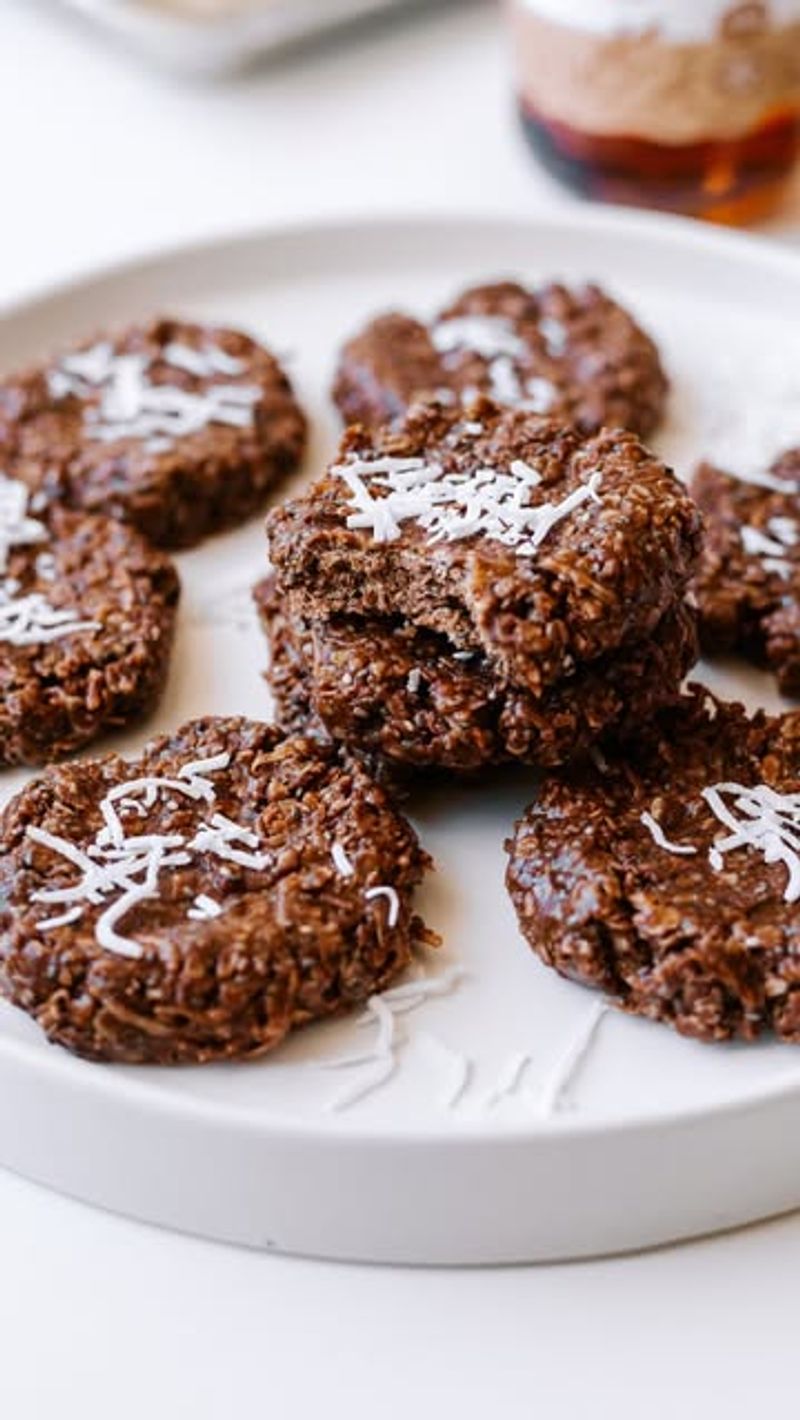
[54,0,446,74]
[2,212,800,1264]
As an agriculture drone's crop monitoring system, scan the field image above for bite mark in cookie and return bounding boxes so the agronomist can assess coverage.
[0,718,432,1063]
[266,399,702,702]
[255,576,698,774]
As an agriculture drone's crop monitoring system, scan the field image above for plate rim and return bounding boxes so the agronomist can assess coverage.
[3,202,800,325]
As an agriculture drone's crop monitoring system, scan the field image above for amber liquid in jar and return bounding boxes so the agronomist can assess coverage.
[510,1,800,223]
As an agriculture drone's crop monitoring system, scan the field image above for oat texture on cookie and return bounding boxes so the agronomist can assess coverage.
[0,472,179,766]
[0,318,307,547]
[507,687,800,1044]
[333,279,668,436]
[0,718,432,1063]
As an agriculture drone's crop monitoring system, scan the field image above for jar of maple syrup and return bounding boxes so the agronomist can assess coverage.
[509,0,800,223]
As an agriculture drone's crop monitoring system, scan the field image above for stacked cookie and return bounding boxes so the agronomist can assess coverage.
[262,397,702,775]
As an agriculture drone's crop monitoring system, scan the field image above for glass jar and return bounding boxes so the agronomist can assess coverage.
[508,1,800,223]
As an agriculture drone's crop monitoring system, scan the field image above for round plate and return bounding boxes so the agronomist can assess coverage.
[2,211,800,1264]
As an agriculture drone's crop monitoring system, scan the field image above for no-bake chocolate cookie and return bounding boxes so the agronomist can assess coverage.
[507,686,800,1044]
[266,399,702,702]
[0,473,179,766]
[0,717,431,1063]
[333,280,668,437]
[0,318,307,548]
[255,575,697,773]
[691,454,800,695]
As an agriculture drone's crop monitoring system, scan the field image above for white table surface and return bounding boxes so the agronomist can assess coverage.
[2,4,800,1415]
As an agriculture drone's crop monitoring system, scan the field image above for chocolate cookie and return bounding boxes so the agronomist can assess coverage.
[333,280,667,437]
[0,473,179,766]
[255,576,697,773]
[507,686,800,1044]
[0,317,307,548]
[691,455,800,695]
[266,399,702,702]
[0,717,431,1063]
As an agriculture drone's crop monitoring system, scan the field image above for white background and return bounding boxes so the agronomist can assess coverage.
[2,3,800,1415]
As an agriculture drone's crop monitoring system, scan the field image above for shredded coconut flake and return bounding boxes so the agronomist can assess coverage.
[187,894,222,922]
[734,466,800,494]
[177,752,232,782]
[37,905,83,933]
[740,517,798,580]
[58,342,114,385]
[335,452,602,556]
[0,474,47,574]
[702,781,800,902]
[763,557,793,579]
[48,340,260,449]
[189,812,271,870]
[485,1050,533,1108]
[323,966,466,1112]
[488,353,524,405]
[0,481,102,648]
[418,1032,472,1109]
[34,551,56,582]
[0,588,100,647]
[163,341,246,378]
[430,316,552,411]
[364,884,400,928]
[327,1053,396,1112]
[768,515,799,546]
[640,810,697,857]
[429,314,567,412]
[327,995,397,1112]
[509,458,542,485]
[539,316,567,356]
[742,524,793,558]
[432,315,527,361]
[526,376,558,413]
[642,780,800,895]
[26,751,272,957]
[539,1001,608,1118]
[331,842,355,878]
[357,965,465,1021]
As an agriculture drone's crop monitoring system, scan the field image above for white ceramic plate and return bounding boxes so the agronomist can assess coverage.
[2,211,800,1264]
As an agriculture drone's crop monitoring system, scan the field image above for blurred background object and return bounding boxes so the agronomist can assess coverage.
[53,0,457,75]
[509,0,800,224]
